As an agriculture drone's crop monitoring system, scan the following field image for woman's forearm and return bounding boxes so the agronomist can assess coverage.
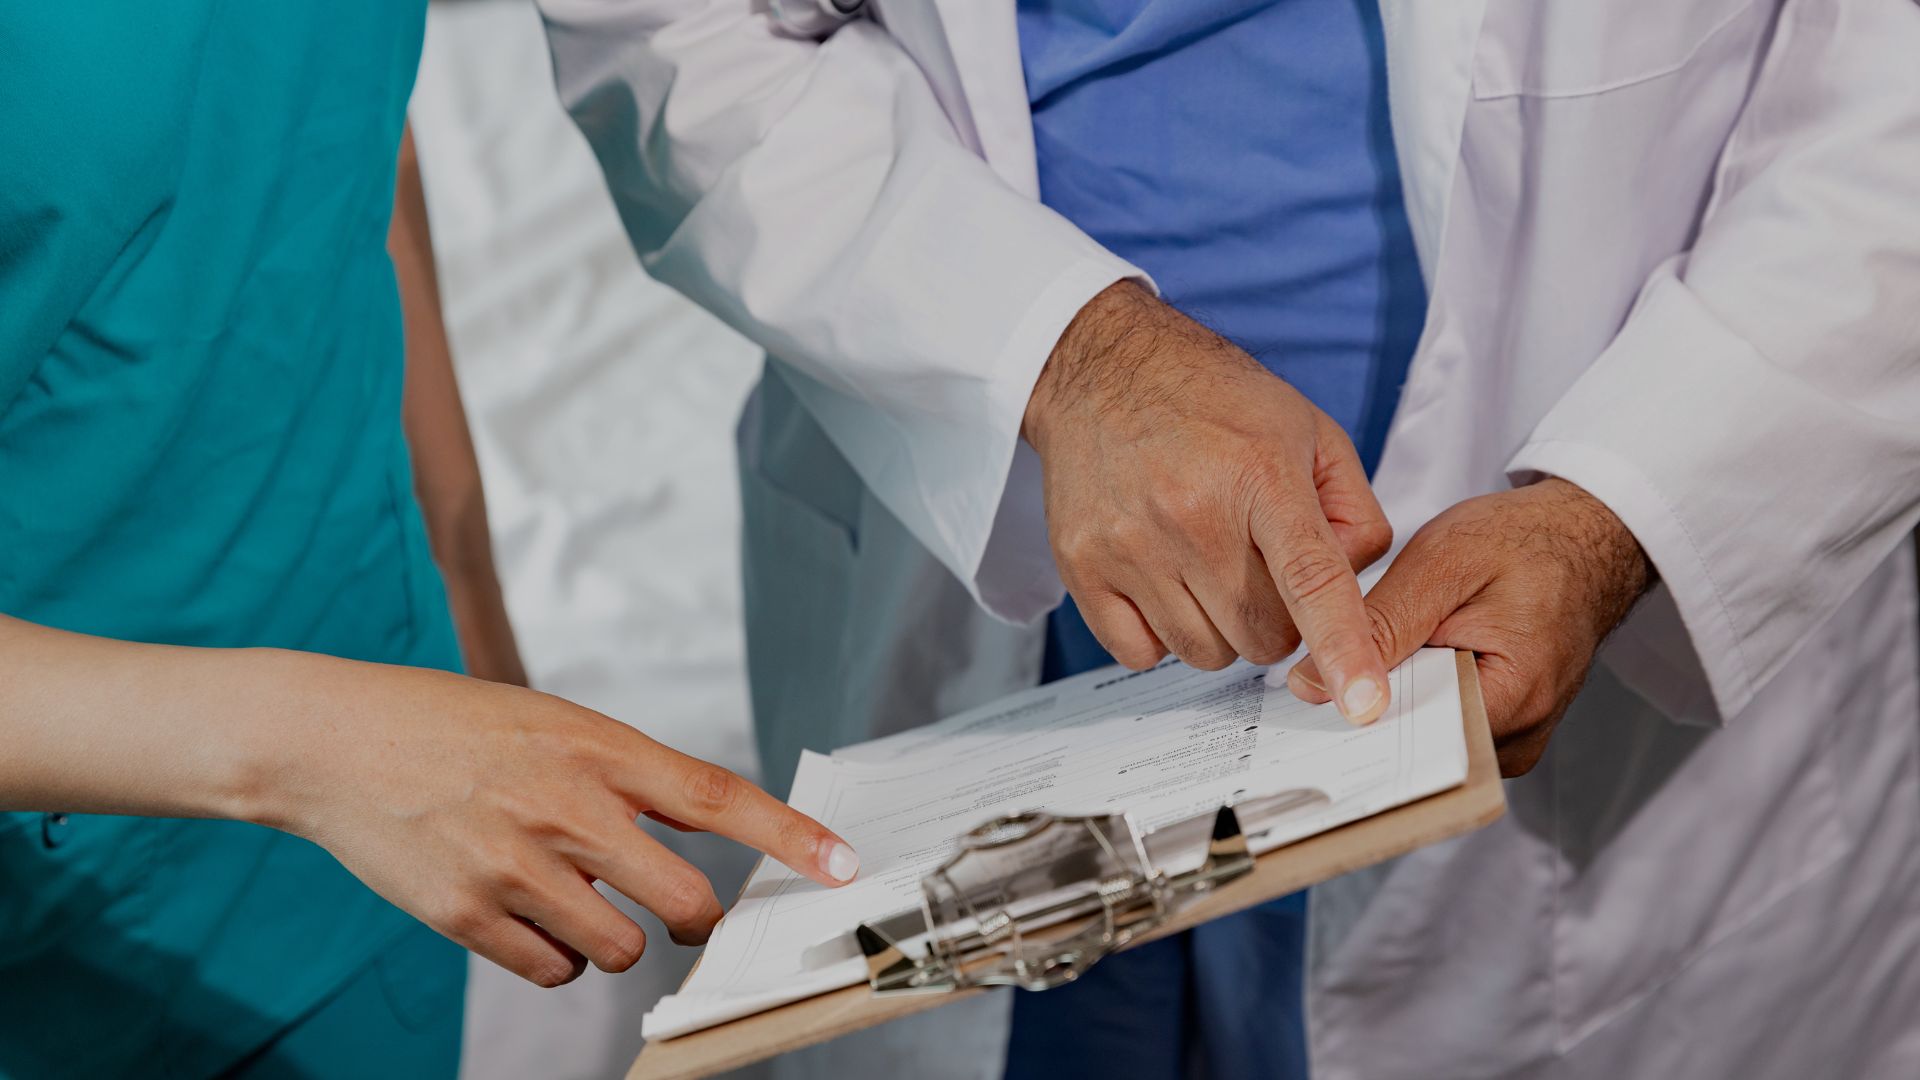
[389,123,528,687]
[0,612,307,822]
[0,610,859,987]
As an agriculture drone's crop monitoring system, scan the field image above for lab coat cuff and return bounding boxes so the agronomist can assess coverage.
[1504,278,1781,722]
[971,255,1155,625]
[1510,269,1920,724]
[1506,439,1731,728]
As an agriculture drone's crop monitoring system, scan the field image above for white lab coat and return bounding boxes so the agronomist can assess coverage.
[539,1,1920,1076]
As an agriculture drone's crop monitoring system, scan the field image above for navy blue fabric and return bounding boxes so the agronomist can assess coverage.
[1005,893,1310,1080]
[1015,1,1425,1076]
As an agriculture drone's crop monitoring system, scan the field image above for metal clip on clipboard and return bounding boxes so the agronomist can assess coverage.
[855,788,1331,996]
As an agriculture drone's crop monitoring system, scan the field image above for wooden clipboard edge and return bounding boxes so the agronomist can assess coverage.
[631,650,1505,1080]
[1134,648,1505,943]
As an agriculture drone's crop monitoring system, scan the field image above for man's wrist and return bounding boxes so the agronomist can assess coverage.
[1022,279,1156,453]
[1534,477,1657,633]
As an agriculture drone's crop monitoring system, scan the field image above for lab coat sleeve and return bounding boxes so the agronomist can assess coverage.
[537,1,1144,622]
[1507,0,1920,723]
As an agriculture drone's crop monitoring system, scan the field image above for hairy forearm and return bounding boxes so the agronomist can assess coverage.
[1022,280,1266,455]
[1022,280,1156,452]
[0,613,315,823]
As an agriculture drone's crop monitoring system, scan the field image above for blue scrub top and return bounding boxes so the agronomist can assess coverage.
[1019,0,1425,460]
[1011,3,1425,1077]
[0,3,461,1074]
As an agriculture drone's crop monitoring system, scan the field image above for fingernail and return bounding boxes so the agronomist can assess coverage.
[823,842,860,883]
[1289,661,1327,696]
[1339,677,1383,726]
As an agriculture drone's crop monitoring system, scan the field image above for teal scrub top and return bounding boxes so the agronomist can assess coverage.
[0,3,463,1074]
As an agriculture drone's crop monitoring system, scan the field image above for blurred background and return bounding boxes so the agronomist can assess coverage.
[411,2,770,1075]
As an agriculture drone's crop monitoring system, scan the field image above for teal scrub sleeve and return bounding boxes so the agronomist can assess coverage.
[0,5,211,406]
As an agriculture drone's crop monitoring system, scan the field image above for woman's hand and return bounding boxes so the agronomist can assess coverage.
[251,655,858,987]
[0,616,846,988]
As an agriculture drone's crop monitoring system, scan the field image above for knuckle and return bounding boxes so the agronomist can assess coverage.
[1233,599,1296,665]
[1113,640,1166,671]
[683,764,743,817]
[1182,638,1237,671]
[478,847,538,901]
[656,872,719,929]
[1105,514,1151,557]
[1243,640,1292,667]
[1184,650,1234,672]
[437,896,491,943]
[1055,557,1090,596]
[599,926,648,972]
[1171,502,1214,540]
[530,957,582,989]
[1276,626,1303,657]
[1154,624,1202,664]
[1352,519,1393,566]
[1085,611,1163,671]
[1277,547,1350,602]
[1233,591,1278,633]
[1054,529,1098,574]
[1153,485,1212,536]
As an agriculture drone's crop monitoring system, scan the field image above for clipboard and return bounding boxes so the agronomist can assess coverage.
[631,650,1505,1080]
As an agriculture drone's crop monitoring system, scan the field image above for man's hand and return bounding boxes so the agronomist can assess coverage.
[1024,281,1395,724]
[1287,478,1655,775]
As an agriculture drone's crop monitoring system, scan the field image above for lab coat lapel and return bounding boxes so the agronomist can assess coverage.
[1377,0,1489,279]
[929,0,1040,194]
[876,0,1041,195]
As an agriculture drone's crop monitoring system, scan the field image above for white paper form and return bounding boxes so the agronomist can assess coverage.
[642,647,1465,1039]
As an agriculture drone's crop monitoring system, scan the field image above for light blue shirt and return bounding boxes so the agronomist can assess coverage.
[1012,4,1425,1078]
[1019,0,1425,470]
